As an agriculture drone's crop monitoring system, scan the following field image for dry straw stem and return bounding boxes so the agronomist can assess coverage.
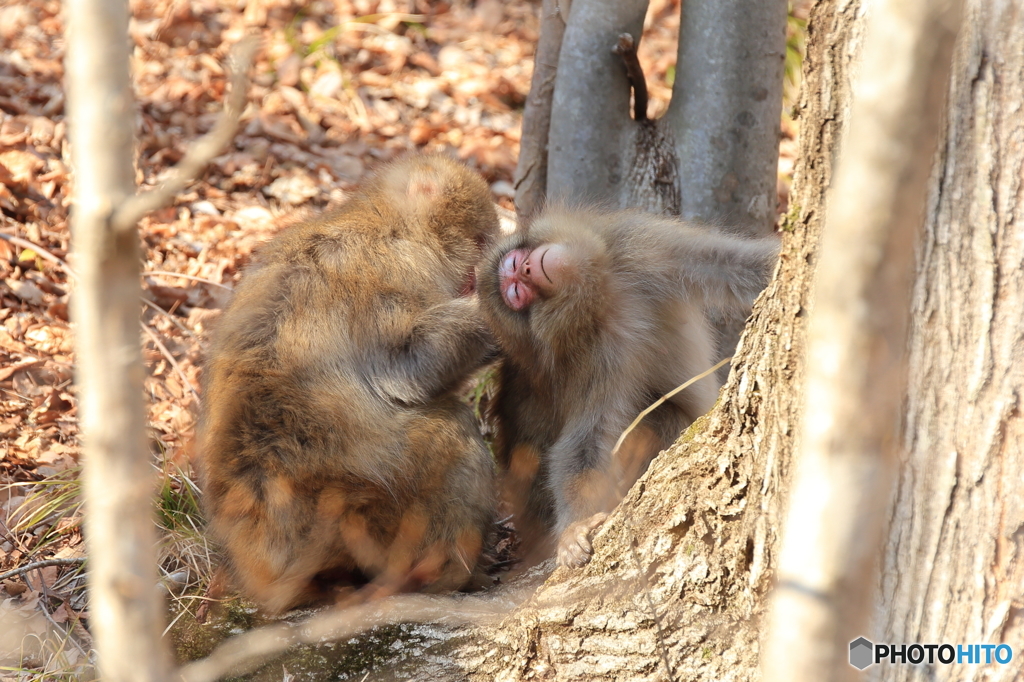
[762,0,963,680]
[145,271,234,291]
[610,357,731,459]
[111,36,260,234]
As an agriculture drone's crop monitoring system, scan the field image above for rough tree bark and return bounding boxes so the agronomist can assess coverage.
[878,0,1024,679]
[764,0,961,680]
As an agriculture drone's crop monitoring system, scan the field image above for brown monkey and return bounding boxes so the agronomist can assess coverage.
[478,207,779,567]
[198,156,500,614]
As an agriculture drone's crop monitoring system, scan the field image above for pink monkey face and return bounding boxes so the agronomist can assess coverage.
[498,244,569,311]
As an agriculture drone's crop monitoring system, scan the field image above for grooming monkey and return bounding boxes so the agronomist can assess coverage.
[479,207,779,567]
[199,156,500,614]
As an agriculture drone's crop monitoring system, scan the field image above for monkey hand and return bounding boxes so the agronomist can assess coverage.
[556,512,609,568]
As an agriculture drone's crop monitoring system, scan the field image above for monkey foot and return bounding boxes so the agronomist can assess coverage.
[556,512,609,568]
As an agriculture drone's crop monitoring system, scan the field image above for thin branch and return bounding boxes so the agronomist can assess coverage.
[612,33,648,122]
[141,297,202,343]
[111,37,260,234]
[0,557,86,583]
[145,270,233,292]
[177,593,515,682]
[141,322,201,405]
[0,233,77,280]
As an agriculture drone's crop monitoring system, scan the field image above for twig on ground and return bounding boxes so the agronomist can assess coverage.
[0,233,77,280]
[0,557,86,583]
[111,37,260,233]
[145,271,233,292]
[143,296,200,339]
[141,322,201,405]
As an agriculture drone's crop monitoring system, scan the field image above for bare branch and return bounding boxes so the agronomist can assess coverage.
[612,33,647,122]
[0,557,86,583]
[111,37,260,234]
[141,322,201,405]
[0,233,76,280]
[177,593,514,682]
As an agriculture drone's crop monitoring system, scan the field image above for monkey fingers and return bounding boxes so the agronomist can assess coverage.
[556,512,609,568]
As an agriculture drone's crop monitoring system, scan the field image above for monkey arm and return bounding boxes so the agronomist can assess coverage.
[546,392,634,531]
[545,407,628,567]
[368,297,497,405]
[679,232,779,311]
[631,219,780,313]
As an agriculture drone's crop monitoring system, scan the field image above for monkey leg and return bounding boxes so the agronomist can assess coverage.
[209,477,368,615]
[552,400,691,568]
[393,400,497,592]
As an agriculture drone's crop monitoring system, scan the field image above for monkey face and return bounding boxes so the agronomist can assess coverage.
[498,244,570,310]
[479,226,611,370]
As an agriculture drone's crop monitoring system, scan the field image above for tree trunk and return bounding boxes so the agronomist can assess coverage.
[664,0,787,236]
[764,0,961,678]
[878,0,1024,678]
[530,0,787,231]
[64,0,173,679]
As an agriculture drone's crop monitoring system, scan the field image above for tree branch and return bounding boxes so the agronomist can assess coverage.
[111,37,259,234]
[612,33,647,122]
[177,593,515,682]
[0,557,86,583]
[512,0,570,224]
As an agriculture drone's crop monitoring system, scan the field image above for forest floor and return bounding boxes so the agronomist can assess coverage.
[0,0,800,677]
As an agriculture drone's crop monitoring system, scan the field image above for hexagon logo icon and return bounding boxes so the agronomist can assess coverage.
[849,637,874,670]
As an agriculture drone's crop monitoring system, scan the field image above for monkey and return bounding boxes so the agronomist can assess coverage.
[478,207,779,567]
[197,155,501,615]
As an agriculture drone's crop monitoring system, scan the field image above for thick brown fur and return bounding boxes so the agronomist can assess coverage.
[199,156,500,614]
[478,207,779,566]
